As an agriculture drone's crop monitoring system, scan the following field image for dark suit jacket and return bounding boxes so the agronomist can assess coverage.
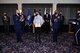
[43,14,50,23]
[2,15,10,25]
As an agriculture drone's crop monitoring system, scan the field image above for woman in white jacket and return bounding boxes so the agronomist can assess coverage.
[33,12,44,43]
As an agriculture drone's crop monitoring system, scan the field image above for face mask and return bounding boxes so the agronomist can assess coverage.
[17,13,20,15]
[35,14,38,16]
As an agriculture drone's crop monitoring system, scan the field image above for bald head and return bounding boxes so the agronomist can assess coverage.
[16,9,20,14]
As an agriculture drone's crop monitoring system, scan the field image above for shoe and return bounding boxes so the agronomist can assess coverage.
[17,40,19,43]
[20,40,23,42]
[52,40,57,42]
[39,41,42,44]
[73,43,80,46]
[35,40,38,43]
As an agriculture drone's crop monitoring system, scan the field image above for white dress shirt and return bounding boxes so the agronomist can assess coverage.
[33,15,44,27]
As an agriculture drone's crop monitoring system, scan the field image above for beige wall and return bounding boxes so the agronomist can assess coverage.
[0,0,80,24]
[0,0,80,13]
[0,0,80,3]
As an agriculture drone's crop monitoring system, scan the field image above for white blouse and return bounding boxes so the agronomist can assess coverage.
[33,15,44,27]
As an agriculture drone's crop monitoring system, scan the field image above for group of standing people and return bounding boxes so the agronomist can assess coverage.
[2,9,64,43]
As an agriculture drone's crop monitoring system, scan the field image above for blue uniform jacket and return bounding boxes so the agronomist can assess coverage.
[13,15,22,33]
[52,15,61,31]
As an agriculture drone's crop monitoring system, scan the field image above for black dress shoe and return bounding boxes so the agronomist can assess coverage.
[52,40,57,42]
[20,40,23,42]
[39,40,42,44]
[17,39,22,43]
[17,40,19,43]
[73,43,80,46]
[35,40,38,43]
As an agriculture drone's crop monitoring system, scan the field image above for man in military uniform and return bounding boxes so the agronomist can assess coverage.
[52,11,61,42]
[13,9,24,42]
[2,12,10,35]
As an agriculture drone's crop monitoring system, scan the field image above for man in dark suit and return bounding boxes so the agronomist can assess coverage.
[74,10,80,45]
[2,12,10,35]
[43,13,51,33]
[59,12,64,34]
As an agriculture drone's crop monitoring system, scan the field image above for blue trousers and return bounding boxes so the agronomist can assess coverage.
[14,26,22,42]
[53,28,59,42]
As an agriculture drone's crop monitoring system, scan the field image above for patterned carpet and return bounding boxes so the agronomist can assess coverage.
[0,32,80,53]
